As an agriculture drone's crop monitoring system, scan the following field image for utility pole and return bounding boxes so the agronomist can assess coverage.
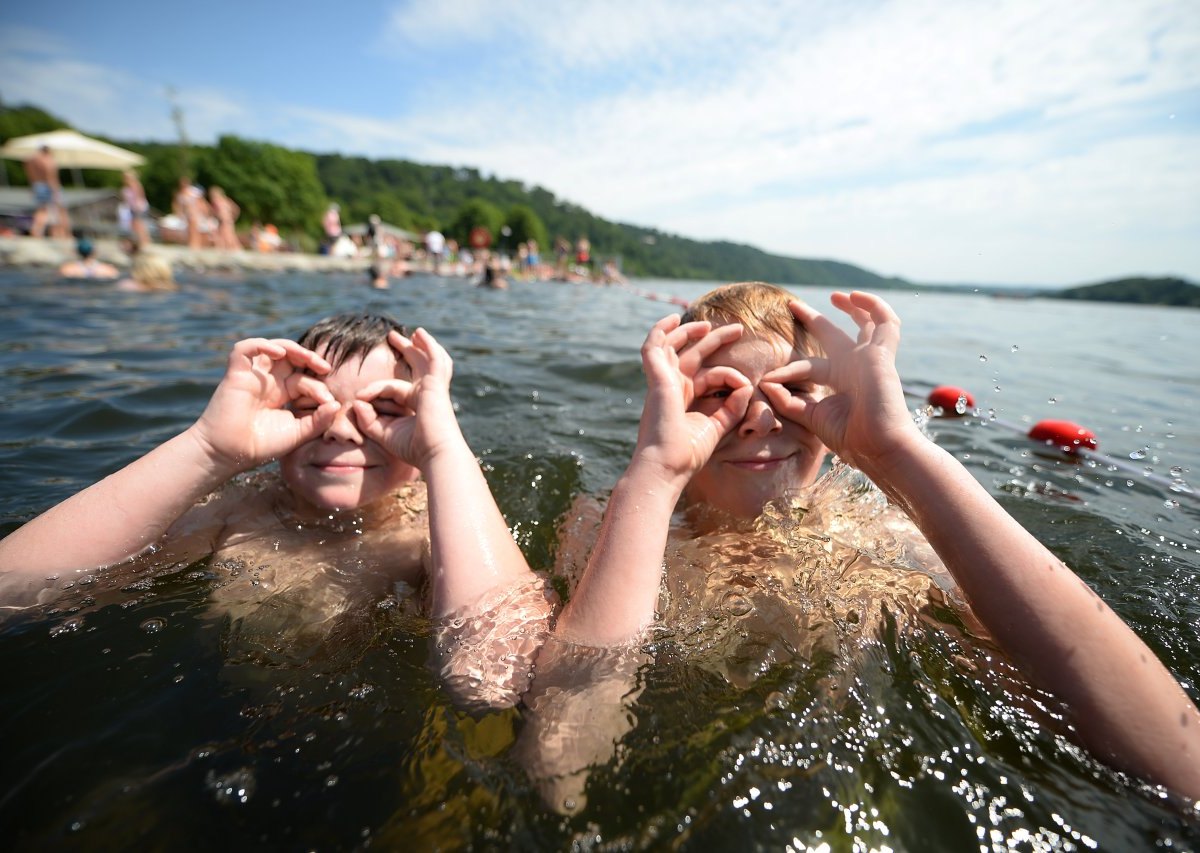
[166,86,190,177]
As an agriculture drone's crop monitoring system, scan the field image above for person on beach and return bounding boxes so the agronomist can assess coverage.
[364,215,387,288]
[119,170,151,248]
[173,177,205,249]
[208,186,241,250]
[525,238,541,278]
[574,236,591,278]
[0,313,551,689]
[24,146,67,239]
[553,236,571,280]
[323,203,342,243]
[425,229,445,275]
[518,282,1200,807]
[57,237,119,280]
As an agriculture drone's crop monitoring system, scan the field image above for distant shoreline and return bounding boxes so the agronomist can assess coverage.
[2,235,1196,308]
[0,235,372,274]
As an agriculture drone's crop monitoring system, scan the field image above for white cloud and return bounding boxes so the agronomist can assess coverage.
[382,0,789,71]
[383,0,1200,281]
[669,133,1200,283]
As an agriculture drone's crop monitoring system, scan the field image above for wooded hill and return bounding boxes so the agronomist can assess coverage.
[1,101,905,288]
[3,101,1195,305]
[1052,277,1200,308]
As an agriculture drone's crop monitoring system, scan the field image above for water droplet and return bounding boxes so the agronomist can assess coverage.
[765,691,789,711]
[206,767,255,804]
[1164,500,1180,509]
[140,617,166,633]
[1129,448,1148,461]
[49,616,84,637]
[1010,345,1019,353]
[1048,397,1057,405]
[955,395,969,414]
[978,354,988,363]
[325,775,339,787]
[349,683,375,699]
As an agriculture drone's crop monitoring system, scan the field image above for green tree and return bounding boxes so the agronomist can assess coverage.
[345,191,422,234]
[504,204,548,251]
[198,135,326,235]
[448,198,503,246]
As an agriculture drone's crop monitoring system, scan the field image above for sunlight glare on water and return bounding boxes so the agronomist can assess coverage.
[0,270,1197,849]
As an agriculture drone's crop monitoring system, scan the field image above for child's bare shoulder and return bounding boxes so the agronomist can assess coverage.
[167,471,285,547]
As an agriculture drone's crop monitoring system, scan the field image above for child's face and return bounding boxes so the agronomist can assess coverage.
[684,332,827,518]
[279,343,418,512]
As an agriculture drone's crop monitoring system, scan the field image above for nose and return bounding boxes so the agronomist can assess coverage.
[322,403,363,444]
[737,391,782,438]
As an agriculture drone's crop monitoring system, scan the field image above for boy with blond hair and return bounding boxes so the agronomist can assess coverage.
[533,282,1200,803]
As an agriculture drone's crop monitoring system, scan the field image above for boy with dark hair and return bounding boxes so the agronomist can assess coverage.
[0,312,549,690]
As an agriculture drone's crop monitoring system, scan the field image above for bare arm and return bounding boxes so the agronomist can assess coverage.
[0,430,234,577]
[513,637,648,813]
[357,328,553,708]
[762,291,1200,800]
[552,318,750,645]
[0,338,337,579]
[356,328,544,618]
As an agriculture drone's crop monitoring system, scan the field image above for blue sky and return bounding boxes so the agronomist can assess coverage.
[2,0,1198,285]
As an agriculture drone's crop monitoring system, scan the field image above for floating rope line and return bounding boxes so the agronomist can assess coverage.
[902,383,1196,499]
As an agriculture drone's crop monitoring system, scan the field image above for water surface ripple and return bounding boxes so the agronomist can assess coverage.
[0,269,1197,849]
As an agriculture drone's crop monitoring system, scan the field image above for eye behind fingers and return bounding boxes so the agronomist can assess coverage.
[289,396,328,417]
[370,400,409,417]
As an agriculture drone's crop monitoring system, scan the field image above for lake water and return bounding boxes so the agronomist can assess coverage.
[1,268,1197,850]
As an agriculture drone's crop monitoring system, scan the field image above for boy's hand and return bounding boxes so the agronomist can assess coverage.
[760,291,922,473]
[354,328,458,470]
[191,338,339,472]
[633,315,752,489]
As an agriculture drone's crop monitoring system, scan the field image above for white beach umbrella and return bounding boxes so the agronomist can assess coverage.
[0,129,146,170]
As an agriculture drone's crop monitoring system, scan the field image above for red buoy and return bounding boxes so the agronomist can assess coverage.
[927,385,975,416]
[1028,419,1098,454]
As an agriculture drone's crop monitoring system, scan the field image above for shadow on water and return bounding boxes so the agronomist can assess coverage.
[0,269,1197,849]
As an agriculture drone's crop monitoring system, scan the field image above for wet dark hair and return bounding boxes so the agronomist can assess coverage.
[296,312,406,370]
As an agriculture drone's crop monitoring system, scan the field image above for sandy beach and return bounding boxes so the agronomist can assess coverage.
[0,234,372,274]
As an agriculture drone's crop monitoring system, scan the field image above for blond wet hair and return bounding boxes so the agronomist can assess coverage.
[682,281,824,357]
[130,253,177,292]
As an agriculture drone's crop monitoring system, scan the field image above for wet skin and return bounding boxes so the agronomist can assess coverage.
[280,344,420,515]
[685,334,827,519]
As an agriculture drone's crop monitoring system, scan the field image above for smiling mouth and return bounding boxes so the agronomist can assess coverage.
[313,462,373,474]
[726,457,788,471]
